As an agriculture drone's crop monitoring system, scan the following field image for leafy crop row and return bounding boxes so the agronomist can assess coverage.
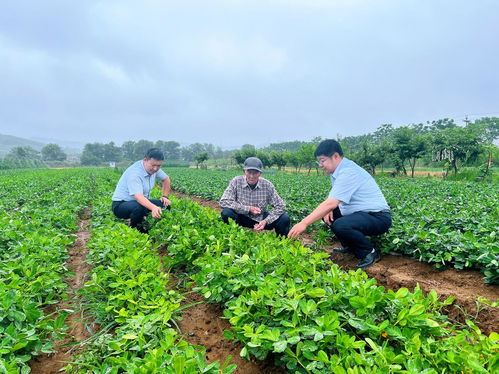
[0,169,96,373]
[166,168,498,283]
[149,197,498,373]
[67,179,236,373]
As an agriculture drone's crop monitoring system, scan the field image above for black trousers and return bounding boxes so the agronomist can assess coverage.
[221,208,291,237]
[327,208,392,258]
[112,199,167,228]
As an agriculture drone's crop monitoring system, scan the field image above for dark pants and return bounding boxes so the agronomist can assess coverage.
[112,199,167,228]
[221,208,291,237]
[327,208,392,258]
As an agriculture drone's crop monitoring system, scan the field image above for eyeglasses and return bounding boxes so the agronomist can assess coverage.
[316,158,329,166]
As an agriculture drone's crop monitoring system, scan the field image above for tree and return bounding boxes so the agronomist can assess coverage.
[284,151,301,172]
[261,140,306,152]
[256,151,271,169]
[470,117,499,174]
[340,134,371,156]
[354,142,386,175]
[270,151,287,170]
[471,117,499,144]
[232,145,257,165]
[80,143,105,165]
[232,150,245,166]
[155,140,181,160]
[431,126,482,175]
[406,133,427,177]
[194,152,209,168]
[390,126,427,177]
[6,146,41,160]
[427,118,457,130]
[372,124,394,143]
[296,143,317,175]
[181,143,215,161]
[41,143,67,161]
[103,142,122,162]
[214,146,226,159]
[81,142,122,165]
[3,146,43,168]
[121,141,136,160]
[134,139,155,159]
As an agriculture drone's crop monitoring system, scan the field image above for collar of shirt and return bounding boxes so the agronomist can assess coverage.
[331,157,349,181]
[243,179,261,189]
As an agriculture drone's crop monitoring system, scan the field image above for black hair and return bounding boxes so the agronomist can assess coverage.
[314,139,344,157]
[145,148,165,160]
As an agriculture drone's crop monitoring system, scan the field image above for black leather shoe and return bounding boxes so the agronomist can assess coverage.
[357,250,381,269]
[332,247,350,254]
[135,224,149,234]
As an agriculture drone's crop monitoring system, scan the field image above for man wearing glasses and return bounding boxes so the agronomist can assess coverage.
[288,139,391,269]
[111,148,171,233]
[220,157,290,237]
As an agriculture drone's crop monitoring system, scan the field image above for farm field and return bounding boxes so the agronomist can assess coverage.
[1,168,498,373]
[167,167,499,284]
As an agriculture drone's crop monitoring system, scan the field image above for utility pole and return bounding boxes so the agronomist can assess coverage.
[463,115,471,126]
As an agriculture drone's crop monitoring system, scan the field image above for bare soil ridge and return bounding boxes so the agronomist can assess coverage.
[175,286,285,374]
[30,212,96,374]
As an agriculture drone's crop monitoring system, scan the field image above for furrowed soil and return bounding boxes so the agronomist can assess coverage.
[31,195,497,374]
[172,191,499,336]
[172,282,285,374]
[158,252,285,373]
[30,211,98,374]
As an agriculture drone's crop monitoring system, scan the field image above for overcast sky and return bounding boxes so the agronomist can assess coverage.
[1,0,498,149]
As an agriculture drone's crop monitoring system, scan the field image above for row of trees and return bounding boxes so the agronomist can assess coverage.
[3,143,67,161]
[228,118,498,176]
[0,143,68,169]
[2,117,497,176]
[80,140,233,165]
[70,116,499,176]
[343,117,498,176]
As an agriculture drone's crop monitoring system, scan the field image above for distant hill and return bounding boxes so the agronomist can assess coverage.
[0,134,45,157]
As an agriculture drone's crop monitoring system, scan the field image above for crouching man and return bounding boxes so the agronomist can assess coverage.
[111,148,171,233]
[220,157,290,237]
[288,139,391,269]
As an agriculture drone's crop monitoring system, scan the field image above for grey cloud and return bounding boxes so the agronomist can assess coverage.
[1,1,498,147]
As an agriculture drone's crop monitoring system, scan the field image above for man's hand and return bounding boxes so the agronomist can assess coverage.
[322,211,334,226]
[160,196,171,206]
[249,206,262,215]
[288,222,308,238]
[151,205,162,219]
[253,220,267,231]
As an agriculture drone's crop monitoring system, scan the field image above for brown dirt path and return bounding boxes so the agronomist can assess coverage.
[175,287,285,374]
[30,212,98,373]
[171,191,499,335]
[156,247,284,373]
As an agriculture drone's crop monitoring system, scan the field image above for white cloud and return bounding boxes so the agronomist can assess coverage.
[0,35,55,72]
[90,58,132,86]
[201,36,288,77]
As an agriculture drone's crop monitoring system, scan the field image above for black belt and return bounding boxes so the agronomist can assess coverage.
[368,210,390,214]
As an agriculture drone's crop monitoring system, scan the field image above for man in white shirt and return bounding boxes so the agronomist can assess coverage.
[289,139,391,268]
[111,148,171,232]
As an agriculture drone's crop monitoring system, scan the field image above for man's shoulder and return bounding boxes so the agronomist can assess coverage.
[258,177,275,188]
[123,161,144,177]
[338,158,365,175]
[229,175,246,184]
[124,160,142,170]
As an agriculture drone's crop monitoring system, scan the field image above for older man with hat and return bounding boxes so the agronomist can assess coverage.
[220,157,290,236]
